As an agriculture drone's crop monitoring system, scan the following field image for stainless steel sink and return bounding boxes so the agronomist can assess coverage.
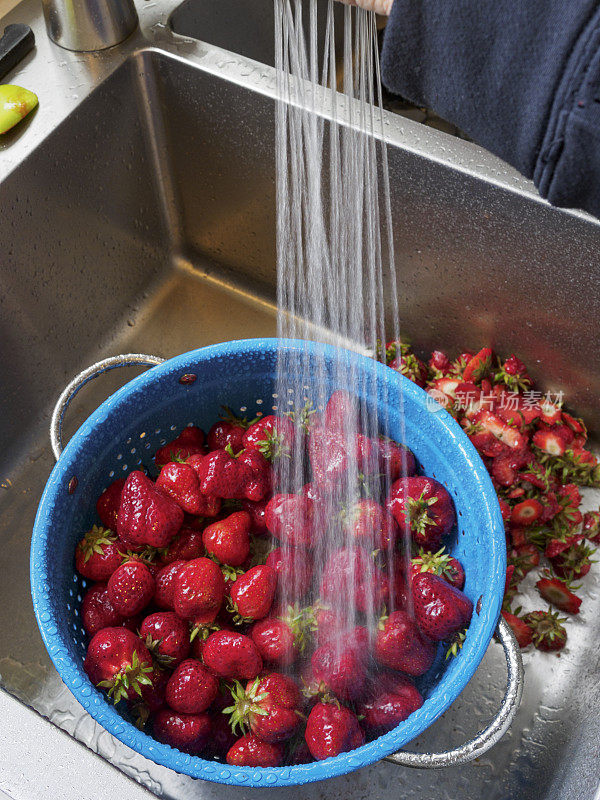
[1,1,600,799]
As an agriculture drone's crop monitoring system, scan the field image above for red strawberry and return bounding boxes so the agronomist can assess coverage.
[226,734,283,767]
[265,493,317,548]
[153,709,211,754]
[250,616,299,666]
[359,672,423,733]
[207,407,254,452]
[242,414,295,461]
[544,534,583,560]
[557,483,581,508]
[131,666,169,723]
[491,449,531,487]
[241,497,271,535]
[494,354,531,392]
[377,437,417,481]
[387,476,455,550]
[202,511,251,567]
[323,389,360,432]
[189,447,271,501]
[266,547,313,598]
[107,561,155,617]
[472,410,527,450]
[139,611,190,667]
[412,573,473,641]
[501,611,533,648]
[532,429,566,456]
[75,526,123,581]
[84,627,153,703]
[156,462,206,515]
[154,426,205,467]
[428,350,451,375]
[305,702,364,760]
[374,610,436,675]
[550,541,595,580]
[462,347,493,383]
[224,672,301,743]
[96,478,125,530]
[536,577,581,615]
[162,528,205,564]
[230,565,277,621]
[344,499,399,549]
[117,471,183,548]
[389,350,428,387]
[173,557,225,623]
[81,583,123,636]
[498,498,511,522]
[311,635,368,701]
[410,547,465,590]
[308,425,375,488]
[202,630,262,680]
[165,658,218,713]
[154,560,186,610]
[583,510,600,544]
[525,610,567,652]
[510,498,543,527]
[320,548,387,614]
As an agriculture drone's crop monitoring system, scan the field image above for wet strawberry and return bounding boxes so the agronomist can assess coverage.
[550,540,595,580]
[202,630,262,680]
[81,583,123,636]
[387,476,455,550]
[376,437,417,481]
[189,447,271,501]
[173,557,225,623]
[153,709,211,754]
[241,497,271,535]
[359,672,423,733]
[525,610,567,652]
[224,672,301,743]
[410,547,465,590]
[323,390,360,432]
[139,611,190,667]
[156,461,207,515]
[511,498,543,527]
[96,478,125,530]
[154,426,205,467]
[84,627,153,704]
[165,658,218,714]
[107,561,155,617]
[305,702,364,760]
[311,635,368,701]
[501,611,533,648]
[162,528,205,564]
[536,577,581,615]
[242,414,295,461]
[583,511,600,544]
[532,429,566,456]
[207,407,253,452]
[308,425,375,488]
[229,565,277,622]
[251,615,300,666]
[202,511,251,567]
[344,499,399,549]
[117,471,183,548]
[389,347,428,387]
[428,349,451,375]
[75,526,123,581]
[226,734,283,767]
[320,548,387,614]
[154,560,186,610]
[266,547,313,598]
[374,610,436,675]
[412,573,473,642]
[265,493,318,548]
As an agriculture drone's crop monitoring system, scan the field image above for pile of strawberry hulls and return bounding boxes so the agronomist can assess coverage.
[385,340,600,652]
[76,393,474,767]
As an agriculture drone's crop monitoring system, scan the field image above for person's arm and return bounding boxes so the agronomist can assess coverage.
[343,0,600,220]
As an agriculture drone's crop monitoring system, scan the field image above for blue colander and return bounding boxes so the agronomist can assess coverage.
[31,338,521,786]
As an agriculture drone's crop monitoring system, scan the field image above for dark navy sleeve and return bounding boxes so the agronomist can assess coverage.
[381,0,600,219]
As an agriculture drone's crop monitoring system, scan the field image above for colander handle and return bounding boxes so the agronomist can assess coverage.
[384,617,523,769]
[50,354,165,461]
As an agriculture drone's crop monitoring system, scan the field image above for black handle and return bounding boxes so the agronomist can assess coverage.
[0,24,35,83]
